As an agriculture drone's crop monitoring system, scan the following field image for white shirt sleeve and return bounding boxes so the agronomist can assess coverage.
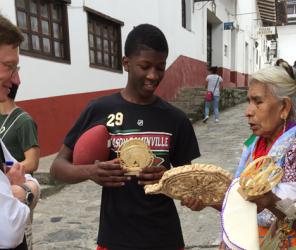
[274,182,296,206]
[25,174,41,199]
[0,171,29,248]
[0,139,41,199]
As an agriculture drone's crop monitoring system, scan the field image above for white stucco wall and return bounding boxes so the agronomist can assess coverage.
[0,0,267,101]
[277,25,296,65]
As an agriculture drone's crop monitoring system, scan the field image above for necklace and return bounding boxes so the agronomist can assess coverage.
[278,219,292,250]
[0,106,19,134]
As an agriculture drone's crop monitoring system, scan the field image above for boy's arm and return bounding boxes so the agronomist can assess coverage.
[20,146,40,173]
[205,81,208,88]
[50,144,131,187]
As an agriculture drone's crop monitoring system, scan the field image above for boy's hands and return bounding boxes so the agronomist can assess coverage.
[136,165,167,185]
[90,158,131,187]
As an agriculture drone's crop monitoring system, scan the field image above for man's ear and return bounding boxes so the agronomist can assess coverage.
[122,56,130,72]
[280,96,292,120]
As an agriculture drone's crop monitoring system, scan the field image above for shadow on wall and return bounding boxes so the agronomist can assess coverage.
[156,55,249,103]
[155,55,208,103]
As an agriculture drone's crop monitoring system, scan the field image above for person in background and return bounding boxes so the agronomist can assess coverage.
[0,83,40,174]
[0,83,40,250]
[0,13,40,250]
[203,66,223,123]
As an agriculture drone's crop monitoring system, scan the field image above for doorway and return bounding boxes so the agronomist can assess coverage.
[207,22,212,71]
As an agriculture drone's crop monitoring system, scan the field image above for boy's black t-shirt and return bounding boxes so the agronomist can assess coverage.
[63,92,200,250]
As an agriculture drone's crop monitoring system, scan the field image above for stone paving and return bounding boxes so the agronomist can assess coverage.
[32,102,251,250]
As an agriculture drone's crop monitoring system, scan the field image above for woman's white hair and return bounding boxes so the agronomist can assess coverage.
[249,59,296,122]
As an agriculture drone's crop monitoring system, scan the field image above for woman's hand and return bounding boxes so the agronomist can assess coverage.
[181,198,206,211]
[249,191,281,213]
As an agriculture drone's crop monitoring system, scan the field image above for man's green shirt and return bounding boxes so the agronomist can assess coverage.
[0,107,39,162]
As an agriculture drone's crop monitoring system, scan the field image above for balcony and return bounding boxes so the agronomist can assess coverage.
[257,0,288,25]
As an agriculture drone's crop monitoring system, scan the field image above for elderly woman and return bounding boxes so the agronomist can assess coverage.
[182,59,296,248]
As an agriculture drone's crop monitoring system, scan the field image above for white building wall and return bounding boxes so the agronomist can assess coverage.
[0,0,268,102]
[277,25,296,65]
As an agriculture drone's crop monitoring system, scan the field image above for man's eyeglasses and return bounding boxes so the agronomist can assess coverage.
[0,61,20,77]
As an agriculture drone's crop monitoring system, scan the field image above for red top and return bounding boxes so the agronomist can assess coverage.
[254,129,284,168]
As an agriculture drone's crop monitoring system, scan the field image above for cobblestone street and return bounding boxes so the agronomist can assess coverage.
[32,102,251,250]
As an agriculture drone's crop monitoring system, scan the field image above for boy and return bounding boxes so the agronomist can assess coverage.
[51,24,200,250]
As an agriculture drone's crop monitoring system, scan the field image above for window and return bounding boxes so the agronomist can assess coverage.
[182,0,186,28]
[85,7,123,72]
[287,5,294,14]
[15,0,70,63]
[182,0,191,30]
[207,22,212,71]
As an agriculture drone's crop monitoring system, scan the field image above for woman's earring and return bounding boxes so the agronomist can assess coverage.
[284,119,287,132]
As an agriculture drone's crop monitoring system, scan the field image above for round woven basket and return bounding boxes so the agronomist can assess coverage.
[145,164,234,205]
[239,156,283,196]
[117,139,154,175]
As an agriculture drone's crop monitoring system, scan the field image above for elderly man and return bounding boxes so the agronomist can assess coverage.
[0,14,40,250]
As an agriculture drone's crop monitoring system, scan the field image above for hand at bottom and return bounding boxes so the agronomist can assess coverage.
[181,198,206,211]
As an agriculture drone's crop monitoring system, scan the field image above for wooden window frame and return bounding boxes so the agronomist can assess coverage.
[287,5,295,14]
[15,0,71,64]
[85,7,124,73]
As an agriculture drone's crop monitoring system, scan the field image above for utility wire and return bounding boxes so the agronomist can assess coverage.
[194,1,210,11]
[234,12,258,16]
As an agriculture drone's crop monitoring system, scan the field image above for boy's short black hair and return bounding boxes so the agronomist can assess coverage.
[7,84,19,100]
[210,66,218,74]
[124,24,169,58]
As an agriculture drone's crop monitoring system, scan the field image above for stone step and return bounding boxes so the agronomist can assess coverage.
[34,172,64,186]
[186,112,197,120]
[173,97,205,105]
[172,103,204,112]
[172,103,197,111]
[177,90,207,97]
[170,87,248,124]
[40,183,67,199]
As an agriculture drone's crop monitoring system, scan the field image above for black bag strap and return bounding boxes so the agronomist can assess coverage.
[212,76,220,94]
[0,143,5,173]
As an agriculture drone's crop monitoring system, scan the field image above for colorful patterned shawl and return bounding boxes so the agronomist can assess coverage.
[235,125,296,227]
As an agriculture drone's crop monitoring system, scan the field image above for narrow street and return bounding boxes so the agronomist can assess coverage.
[32,102,251,250]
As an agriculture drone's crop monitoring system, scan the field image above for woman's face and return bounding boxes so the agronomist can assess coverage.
[245,81,285,141]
